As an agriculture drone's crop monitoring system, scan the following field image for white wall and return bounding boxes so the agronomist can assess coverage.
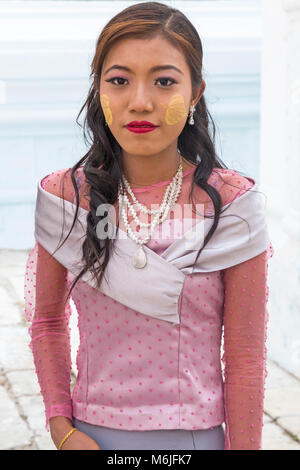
[260,0,300,378]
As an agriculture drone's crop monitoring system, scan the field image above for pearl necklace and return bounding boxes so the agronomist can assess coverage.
[118,152,183,268]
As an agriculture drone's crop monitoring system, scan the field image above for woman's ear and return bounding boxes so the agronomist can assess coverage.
[192,80,206,107]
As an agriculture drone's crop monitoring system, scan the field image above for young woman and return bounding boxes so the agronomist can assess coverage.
[24,1,273,450]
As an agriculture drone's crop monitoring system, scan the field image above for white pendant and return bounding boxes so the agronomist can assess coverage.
[133,245,147,269]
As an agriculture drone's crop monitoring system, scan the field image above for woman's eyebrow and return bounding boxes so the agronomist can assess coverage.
[103,64,184,76]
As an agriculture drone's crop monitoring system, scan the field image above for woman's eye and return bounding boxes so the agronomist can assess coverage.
[105,77,177,87]
[106,77,128,86]
[156,77,177,87]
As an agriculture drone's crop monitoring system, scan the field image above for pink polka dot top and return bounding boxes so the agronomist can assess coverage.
[24,164,274,450]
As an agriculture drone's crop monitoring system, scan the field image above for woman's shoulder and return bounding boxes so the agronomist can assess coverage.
[40,166,89,207]
[210,167,255,207]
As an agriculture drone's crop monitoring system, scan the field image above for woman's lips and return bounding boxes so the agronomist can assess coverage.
[125,125,158,134]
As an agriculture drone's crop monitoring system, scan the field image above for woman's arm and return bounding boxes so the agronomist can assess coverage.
[25,242,103,450]
[25,240,74,430]
[221,246,272,450]
[24,167,83,430]
[24,169,104,449]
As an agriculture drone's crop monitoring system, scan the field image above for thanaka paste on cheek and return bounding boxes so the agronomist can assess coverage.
[165,94,188,125]
[100,93,113,125]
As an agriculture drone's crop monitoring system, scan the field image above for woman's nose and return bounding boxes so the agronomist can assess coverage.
[127,85,153,112]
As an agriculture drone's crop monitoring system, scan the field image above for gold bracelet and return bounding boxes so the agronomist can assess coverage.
[58,427,77,450]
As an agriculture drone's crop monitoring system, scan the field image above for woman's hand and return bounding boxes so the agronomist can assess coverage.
[50,416,102,450]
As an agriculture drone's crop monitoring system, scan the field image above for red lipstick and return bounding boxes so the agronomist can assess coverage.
[125,120,158,134]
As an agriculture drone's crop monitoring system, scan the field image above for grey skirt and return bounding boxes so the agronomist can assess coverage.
[72,417,225,450]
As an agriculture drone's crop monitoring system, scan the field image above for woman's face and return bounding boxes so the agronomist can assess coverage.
[99,35,205,156]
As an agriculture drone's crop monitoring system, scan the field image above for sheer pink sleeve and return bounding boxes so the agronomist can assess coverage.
[221,243,274,450]
[24,169,77,431]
